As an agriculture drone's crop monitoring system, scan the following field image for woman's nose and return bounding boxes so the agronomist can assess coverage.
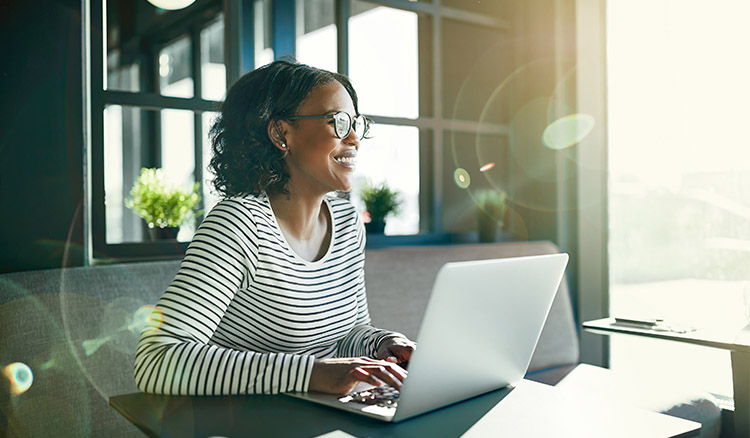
[344,126,360,147]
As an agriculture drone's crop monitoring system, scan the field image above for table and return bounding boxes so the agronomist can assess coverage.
[110,379,699,437]
[584,317,750,436]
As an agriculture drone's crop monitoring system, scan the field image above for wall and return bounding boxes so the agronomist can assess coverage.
[0,0,85,273]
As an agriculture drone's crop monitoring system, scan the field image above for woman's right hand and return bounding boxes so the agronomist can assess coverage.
[308,357,408,395]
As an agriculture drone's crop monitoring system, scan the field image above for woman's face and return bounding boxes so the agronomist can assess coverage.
[281,81,360,195]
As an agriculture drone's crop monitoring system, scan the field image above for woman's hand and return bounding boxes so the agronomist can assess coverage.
[308,357,408,395]
[376,336,416,364]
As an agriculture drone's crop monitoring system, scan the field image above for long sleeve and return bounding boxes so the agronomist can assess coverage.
[133,200,315,395]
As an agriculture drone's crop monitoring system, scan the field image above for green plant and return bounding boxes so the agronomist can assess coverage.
[125,168,202,229]
[475,189,508,222]
[359,181,401,223]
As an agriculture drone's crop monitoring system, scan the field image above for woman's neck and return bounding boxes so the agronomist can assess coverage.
[268,191,327,241]
[267,189,332,262]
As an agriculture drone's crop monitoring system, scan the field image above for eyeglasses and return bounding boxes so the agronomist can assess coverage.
[287,111,373,139]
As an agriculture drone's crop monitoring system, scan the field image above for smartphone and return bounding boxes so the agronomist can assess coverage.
[613,317,663,327]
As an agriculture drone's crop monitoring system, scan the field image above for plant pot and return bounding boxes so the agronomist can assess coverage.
[147,226,180,241]
[477,213,502,243]
[365,220,386,234]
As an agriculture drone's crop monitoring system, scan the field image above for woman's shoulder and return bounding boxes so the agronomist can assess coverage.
[325,193,358,217]
[205,194,273,224]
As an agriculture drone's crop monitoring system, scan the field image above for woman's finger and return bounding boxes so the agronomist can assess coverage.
[349,367,381,388]
[359,365,404,389]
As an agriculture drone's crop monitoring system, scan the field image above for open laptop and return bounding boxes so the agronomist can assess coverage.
[286,253,569,422]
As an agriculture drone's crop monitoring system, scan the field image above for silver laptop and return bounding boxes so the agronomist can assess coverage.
[287,253,569,422]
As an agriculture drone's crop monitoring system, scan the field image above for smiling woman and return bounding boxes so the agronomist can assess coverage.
[134,59,416,396]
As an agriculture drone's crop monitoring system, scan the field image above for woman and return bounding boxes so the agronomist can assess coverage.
[134,59,415,396]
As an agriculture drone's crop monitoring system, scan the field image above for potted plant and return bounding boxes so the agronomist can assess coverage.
[475,189,508,242]
[359,181,401,234]
[125,168,202,240]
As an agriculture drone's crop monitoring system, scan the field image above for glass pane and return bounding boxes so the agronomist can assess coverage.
[105,0,215,93]
[349,4,419,118]
[160,109,196,241]
[202,111,221,214]
[442,130,511,236]
[201,16,226,101]
[255,0,274,67]
[351,125,419,235]
[159,35,193,98]
[105,0,142,92]
[104,105,144,244]
[607,0,750,398]
[104,105,199,244]
[440,0,510,17]
[107,50,140,92]
[441,18,511,122]
[296,0,337,72]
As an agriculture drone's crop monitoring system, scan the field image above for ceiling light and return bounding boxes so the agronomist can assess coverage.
[146,0,196,11]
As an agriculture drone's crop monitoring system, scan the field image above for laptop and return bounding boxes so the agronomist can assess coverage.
[286,253,569,422]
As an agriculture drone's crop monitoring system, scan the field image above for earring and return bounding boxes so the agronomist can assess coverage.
[280,143,288,158]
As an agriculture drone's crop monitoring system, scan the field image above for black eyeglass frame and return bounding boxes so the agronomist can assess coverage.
[286,111,373,139]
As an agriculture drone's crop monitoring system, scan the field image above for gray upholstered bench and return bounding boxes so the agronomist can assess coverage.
[364,241,580,381]
[0,260,181,437]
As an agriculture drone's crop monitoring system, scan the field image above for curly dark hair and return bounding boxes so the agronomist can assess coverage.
[208,59,360,198]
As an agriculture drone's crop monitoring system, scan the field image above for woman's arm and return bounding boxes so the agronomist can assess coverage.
[133,200,315,395]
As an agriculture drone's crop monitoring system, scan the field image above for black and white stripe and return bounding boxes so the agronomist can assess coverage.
[134,194,396,395]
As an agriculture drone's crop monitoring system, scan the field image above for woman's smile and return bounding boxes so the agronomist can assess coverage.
[333,149,357,170]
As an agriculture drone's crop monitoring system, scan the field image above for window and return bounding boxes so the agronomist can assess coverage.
[91,0,227,260]
[607,0,750,400]
[89,0,517,260]
[348,4,420,235]
[295,0,336,71]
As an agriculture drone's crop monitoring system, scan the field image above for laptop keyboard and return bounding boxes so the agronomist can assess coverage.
[341,385,400,408]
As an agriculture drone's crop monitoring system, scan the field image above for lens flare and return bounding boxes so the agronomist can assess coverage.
[542,113,595,150]
[82,305,166,356]
[454,168,471,189]
[82,336,113,357]
[130,304,164,333]
[479,162,495,173]
[3,362,33,395]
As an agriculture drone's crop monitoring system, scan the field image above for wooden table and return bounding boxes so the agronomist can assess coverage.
[584,317,750,437]
[110,379,699,437]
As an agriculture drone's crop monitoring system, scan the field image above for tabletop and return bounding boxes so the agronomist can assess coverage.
[110,379,700,438]
[583,317,750,352]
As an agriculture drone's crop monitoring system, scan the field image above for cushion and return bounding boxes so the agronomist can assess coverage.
[364,241,580,373]
[0,260,180,437]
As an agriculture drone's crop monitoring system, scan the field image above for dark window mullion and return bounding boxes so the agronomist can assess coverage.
[151,42,162,169]
[192,25,205,217]
[335,0,350,76]
[102,90,219,112]
[224,0,242,87]
[91,0,107,256]
[272,0,295,59]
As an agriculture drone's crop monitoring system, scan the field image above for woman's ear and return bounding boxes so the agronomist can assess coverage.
[267,119,288,153]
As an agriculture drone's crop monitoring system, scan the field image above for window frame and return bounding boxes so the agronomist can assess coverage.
[331,0,511,237]
[88,0,243,262]
[87,0,522,259]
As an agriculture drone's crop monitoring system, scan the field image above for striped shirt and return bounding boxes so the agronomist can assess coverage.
[134,193,398,395]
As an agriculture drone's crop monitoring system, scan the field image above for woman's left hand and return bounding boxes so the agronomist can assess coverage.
[376,336,416,364]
